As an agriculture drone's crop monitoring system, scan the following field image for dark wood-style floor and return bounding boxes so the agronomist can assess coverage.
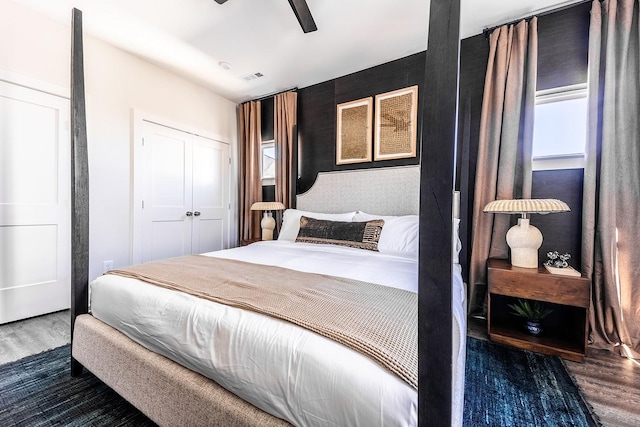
[1,312,638,426]
[469,317,640,427]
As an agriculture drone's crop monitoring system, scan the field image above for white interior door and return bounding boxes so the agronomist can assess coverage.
[191,135,230,254]
[141,122,193,263]
[141,121,230,262]
[0,81,70,324]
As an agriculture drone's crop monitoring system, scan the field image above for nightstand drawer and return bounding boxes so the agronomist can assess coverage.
[487,258,590,308]
[241,238,261,246]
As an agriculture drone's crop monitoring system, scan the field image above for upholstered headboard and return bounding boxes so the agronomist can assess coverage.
[296,166,420,215]
[296,165,460,219]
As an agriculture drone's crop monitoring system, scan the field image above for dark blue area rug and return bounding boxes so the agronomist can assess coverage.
[464,338,601,427]
[0,345,155,427]
[0,340,600,426]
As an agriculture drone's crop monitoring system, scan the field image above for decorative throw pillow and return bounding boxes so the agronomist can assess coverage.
[278,209,356,241]
[295,216,384,251]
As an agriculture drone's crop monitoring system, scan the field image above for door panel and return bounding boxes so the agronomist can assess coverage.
[142,122,193,263]
[150,221,190,261]
[194,219,224,254]
[191,136,229,254]
[0,97,59,206]
[150,135,188,207]
[0,81,70,324]
[0,225,58,288]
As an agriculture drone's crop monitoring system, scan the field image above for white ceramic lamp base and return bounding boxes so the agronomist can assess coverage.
[260,212,275,241]
[506,218,542,268]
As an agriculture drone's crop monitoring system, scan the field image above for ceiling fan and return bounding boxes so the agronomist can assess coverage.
[214,0,318,33]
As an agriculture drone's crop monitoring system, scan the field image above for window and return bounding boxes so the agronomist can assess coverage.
[532,84,587,171]
[261,140,275,185]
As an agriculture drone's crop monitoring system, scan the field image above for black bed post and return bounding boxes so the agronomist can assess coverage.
[70,7,90,377]
[290,124,298,209]
[418,0,460,425]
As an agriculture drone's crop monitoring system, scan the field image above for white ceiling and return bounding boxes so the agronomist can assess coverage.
[11,0,583,103]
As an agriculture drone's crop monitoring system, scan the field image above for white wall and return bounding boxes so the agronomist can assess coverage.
[0,0,238,282]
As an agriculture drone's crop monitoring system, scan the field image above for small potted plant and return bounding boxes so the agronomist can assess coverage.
[508,299,553,336]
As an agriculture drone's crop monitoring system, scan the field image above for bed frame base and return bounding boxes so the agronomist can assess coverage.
[73,314,290,426]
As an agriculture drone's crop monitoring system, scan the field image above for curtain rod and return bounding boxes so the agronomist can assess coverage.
[255,87,298,102]
[482,0,593,37]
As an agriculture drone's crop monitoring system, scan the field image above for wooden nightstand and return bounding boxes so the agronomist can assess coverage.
[487,258,590,362]
[240,238,261,246]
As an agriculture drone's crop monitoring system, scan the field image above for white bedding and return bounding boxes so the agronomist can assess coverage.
[90,241,465,427]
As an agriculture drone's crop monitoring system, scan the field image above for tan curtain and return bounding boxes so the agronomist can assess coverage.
[238,100,262,241]
[582,0,640,359]
[274,91,298,210]
[468,19,538,316]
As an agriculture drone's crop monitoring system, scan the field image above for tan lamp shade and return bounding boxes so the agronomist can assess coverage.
[250,202,286,211]
[483,199,570,215]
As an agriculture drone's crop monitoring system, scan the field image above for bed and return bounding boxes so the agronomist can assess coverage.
[71,166,466,427]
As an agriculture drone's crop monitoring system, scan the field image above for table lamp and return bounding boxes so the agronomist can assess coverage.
[250,201,286,240]
[483,199,570,268]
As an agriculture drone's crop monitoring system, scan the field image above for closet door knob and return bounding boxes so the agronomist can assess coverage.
[194,211,201,216]
[186,211,193,217]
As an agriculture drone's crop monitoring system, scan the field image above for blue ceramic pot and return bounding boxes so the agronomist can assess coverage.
[526,321,543,335]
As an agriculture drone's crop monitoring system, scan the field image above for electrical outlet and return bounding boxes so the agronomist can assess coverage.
[103,260,114,273]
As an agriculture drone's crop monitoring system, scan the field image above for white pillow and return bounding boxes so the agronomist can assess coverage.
[354,212,463,262]
[453,218,462,264]
[353,212,419,254]
[278,209,356,241]
[379,215,420,254]
[352,211,394,222]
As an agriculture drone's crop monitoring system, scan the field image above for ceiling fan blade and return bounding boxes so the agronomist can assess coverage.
[214,0,228,4]
[287,0,317,33]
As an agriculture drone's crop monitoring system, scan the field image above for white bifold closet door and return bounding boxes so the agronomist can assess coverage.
[0,81,70,324]
[141,121,230,263]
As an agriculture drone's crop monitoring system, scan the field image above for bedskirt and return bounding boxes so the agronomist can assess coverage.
[72,314,290,427]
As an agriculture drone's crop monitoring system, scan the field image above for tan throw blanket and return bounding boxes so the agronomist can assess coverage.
[107,255,418,389]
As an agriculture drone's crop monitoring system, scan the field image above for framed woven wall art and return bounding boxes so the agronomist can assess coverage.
[336,97,373,165]
[374,85,418,161]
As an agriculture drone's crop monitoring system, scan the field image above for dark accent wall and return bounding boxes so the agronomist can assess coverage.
[261,52,426,199]
[531,169,584,270]
[262,185,275,202]
[297,52,426,193]
[261,97,274,141]
[456,2,591,279]
[537,2,590,90]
